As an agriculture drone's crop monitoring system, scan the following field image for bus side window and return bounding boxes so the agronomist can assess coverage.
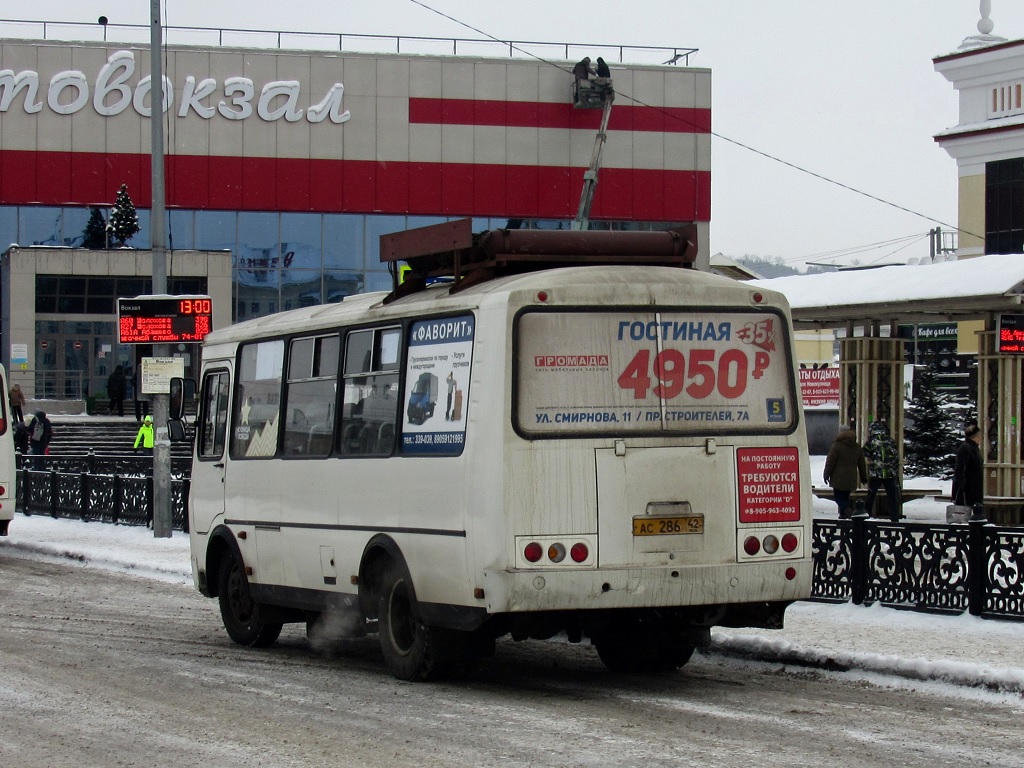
[198,370,230,460]
[283,334,340,457]
[339,327,400,456]
[231,339,284,459]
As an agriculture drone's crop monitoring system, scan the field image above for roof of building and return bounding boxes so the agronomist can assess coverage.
[749,253,1024,328]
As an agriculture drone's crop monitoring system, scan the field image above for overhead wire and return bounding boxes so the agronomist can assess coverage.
[405,0,983,249]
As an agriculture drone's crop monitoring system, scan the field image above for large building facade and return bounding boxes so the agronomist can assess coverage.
[0,35,711,398]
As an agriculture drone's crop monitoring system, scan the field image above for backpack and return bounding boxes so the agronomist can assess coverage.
[31,419,44,442]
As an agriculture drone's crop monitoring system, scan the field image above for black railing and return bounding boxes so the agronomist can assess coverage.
[812,513,1024,621]
[16,456,190,532]
[0,18,697,66]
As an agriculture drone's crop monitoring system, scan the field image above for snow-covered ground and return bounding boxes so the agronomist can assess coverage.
[5,473,1023,703]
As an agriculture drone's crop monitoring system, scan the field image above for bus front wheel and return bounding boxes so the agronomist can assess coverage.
[377,565,444,681]
[218,554,283,647]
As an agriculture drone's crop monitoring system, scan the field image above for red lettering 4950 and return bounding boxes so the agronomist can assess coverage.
[617,348,770,400]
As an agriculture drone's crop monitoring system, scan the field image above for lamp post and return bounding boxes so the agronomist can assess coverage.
[150,0,172,538]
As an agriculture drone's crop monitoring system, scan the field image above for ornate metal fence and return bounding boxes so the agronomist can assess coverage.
[17,458,190,531]
[813,516,1024,621]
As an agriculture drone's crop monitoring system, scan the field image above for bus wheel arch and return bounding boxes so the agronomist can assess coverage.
[211,527,283,648]
[358,536,445,681]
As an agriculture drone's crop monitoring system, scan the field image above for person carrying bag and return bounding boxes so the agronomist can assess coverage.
[949,424,983,523]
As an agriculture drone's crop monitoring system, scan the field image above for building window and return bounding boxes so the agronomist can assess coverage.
[986,158,1024,254]
[34,276,207,315]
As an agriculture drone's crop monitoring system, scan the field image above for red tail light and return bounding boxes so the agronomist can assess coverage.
[0,417,7,434]
[781,533,799,553]
[743,536,760,556]
[570,543,589,563]
[523,542,543,563]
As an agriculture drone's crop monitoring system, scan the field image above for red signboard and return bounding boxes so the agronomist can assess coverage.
[998,314,1024,354]
[798,367,840,406]
[737,447,801,523]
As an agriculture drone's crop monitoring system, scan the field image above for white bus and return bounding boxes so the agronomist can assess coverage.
[0,365,17,536]
[186,224,812,680]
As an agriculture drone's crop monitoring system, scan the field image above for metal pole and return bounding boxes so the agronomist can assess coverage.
[150,0,172,538]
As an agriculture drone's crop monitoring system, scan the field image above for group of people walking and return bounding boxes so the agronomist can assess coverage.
[823,420,985,520]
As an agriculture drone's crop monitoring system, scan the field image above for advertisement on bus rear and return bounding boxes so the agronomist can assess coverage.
[515,309,796,436]
[401,314,474,455]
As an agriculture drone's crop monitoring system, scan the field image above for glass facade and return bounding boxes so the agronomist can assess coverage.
[2,205,684,322]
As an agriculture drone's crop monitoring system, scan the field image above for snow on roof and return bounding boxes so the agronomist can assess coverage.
[750,254,1024,326]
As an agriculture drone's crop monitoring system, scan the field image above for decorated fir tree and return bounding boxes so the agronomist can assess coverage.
[81,206,108,249]
[903,364,960,479]
[108,183,140,247]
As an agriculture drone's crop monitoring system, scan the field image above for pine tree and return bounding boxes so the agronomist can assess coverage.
[81,206,108,249]
[903,364,960,479]
[108,183,140,247]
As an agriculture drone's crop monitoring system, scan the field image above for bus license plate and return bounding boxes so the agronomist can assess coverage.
[632,515,704,536]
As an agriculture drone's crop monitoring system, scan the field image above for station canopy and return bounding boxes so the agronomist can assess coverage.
[749,254,1024,328]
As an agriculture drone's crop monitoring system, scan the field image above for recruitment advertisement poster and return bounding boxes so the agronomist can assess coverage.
[402,315,474,455]
[736,447,802,523]
[516,310,795,435]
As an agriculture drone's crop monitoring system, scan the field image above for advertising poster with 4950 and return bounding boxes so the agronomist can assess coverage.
[517,311,794,434]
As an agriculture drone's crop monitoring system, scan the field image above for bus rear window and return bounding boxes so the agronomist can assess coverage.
[515,309,797,436]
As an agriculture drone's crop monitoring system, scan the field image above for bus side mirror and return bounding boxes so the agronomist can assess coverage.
[168,420,187,442]
[169,377,196,421]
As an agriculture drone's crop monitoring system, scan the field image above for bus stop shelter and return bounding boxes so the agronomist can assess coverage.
[751,254,1024,520]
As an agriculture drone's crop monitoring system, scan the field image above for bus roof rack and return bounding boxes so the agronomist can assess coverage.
[380,218,697,302]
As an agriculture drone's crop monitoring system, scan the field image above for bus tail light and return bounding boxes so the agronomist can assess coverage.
[740,528,802,561]
[547,543,566,563]
[518,536,594,566]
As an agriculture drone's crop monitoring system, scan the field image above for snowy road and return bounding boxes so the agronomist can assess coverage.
[1,549,1022,767]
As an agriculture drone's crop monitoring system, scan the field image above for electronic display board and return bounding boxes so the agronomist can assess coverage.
[118,295,213,344]
[999,314,1024,354]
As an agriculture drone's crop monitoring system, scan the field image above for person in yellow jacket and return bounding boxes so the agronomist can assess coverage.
[134,415,155,456]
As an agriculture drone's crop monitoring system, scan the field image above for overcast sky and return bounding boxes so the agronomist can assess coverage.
[12,1,1024,267]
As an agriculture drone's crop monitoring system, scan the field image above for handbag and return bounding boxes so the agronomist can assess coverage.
[945,503,972,524]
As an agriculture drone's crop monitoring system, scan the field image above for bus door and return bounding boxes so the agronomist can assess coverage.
[192,367,232,534]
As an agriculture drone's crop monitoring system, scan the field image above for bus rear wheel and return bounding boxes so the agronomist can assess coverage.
[218,554,283,647]
[593,621,695,673]
[377,565,445,681]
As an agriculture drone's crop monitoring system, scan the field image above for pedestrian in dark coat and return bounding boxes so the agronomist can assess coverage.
[595,57,611,78]
[822,424,867,518]
[26,410,52,470]
[952,424,984,508]
[862,420,902,521]
[107,365,126,417]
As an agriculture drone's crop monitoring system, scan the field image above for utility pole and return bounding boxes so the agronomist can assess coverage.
[150,0,171,538]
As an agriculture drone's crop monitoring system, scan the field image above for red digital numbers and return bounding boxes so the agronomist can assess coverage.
[179,298,212,315]
[617,348,768,401]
